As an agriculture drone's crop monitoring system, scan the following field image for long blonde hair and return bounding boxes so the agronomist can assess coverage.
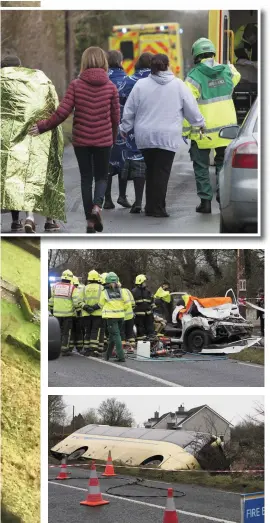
[80,47,108,73]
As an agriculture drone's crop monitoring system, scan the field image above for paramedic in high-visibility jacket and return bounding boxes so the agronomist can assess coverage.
[154,282,172,322]
[82,270,104,356]
[99,272,128,362]
[119,281,136,349]
[72,276,85,352]
[182,38,241,214]
[48,269,84,355]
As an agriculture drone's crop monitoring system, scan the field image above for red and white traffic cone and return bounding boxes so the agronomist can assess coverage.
[80,461,109,507]
[163,488,179,523]
[102,450,117,477]
[56,456,70,480]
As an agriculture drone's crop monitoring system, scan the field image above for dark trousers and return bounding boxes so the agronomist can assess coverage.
[135,314,155,339]
[83,315,103,350]
[259,315,265,337]
[74,146,111,219]
[73,316,84,351]
[189,141,226,200]
[106,318,125,360]
[121,318,135,343]
[57,317,74,352]
[141,148,175,214]
[105,172,127,201]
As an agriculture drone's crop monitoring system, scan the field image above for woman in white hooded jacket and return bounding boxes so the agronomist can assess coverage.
[120,54,205,217]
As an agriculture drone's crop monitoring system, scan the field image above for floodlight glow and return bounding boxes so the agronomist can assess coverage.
[49,276,56,282]
[122,28,127,34]
[179,28,183,34]
[160,25,165,31]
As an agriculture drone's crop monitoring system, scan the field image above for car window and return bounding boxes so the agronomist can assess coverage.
[238,98,258,136]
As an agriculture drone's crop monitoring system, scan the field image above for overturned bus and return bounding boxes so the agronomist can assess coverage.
[51,425,229,471]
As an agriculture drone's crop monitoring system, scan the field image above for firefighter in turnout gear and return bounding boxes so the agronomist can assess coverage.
[72,276,85,352]
[132,274,155,340]
[82,270,104,356]
[119,281,136,352]
[48,269,83,355]
[182,37,241,214]
[154,282,172,322]
[99,272,127,362]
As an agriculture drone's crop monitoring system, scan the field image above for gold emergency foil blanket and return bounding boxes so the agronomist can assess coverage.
[1,67,66,221]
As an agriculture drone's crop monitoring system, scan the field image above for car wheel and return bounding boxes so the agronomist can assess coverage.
[48,316,61,360]
[186,329,209,353]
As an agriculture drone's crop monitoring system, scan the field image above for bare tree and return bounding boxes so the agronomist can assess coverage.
[82,408,99,425]
[98,398,134,427]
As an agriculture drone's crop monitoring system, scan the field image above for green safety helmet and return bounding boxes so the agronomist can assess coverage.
[100,272,108,284]
[72,276,79,286]
[61,269,73,281]
[135,274,147,285]
[87,270,100,282]
[105,272,119,284]
[192,38,216,59]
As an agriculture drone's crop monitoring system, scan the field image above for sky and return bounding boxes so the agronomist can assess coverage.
[61,394,264,427]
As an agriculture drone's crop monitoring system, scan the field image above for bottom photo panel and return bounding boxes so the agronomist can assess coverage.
[48,394,264,523]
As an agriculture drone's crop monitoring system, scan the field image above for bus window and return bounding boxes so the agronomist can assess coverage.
[120,41,134,60]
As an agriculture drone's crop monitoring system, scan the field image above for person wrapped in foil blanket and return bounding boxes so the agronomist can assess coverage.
[1,65,66,224]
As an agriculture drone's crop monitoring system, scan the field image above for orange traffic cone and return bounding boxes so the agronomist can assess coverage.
[80,461,109,507]
[163,488,179,523]
[56,456,70,480]
[102,450,117,477]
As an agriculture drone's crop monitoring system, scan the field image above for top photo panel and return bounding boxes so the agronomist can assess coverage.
[1,10,259,236]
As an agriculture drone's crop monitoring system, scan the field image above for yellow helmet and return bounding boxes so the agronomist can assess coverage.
[100,272,108,284]
[61,269,73,282]
[72,276,79,286]
[135,274,146,285]
[87,270,100,282]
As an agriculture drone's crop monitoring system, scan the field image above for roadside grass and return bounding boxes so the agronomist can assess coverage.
[229,348,264,365]
[61,115,73,146]
[1,240,40,300]
[1,299,40,348]
[1,341,40,523]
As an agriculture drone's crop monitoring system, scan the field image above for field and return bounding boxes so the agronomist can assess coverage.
[1,240,40,299]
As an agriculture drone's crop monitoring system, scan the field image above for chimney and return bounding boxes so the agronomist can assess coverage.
[177,404,185,414]
[154,411,159,420]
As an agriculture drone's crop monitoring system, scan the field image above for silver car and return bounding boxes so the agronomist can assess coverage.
[218,99,258,233]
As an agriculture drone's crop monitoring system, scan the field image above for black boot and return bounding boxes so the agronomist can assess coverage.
[196,199,212,214]
[117,175,131,208]
[104,175,115,209]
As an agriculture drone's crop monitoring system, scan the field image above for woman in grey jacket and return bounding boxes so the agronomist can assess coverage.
[120,54,205,217]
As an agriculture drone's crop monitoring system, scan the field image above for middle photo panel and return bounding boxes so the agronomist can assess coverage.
[47,248,264,388]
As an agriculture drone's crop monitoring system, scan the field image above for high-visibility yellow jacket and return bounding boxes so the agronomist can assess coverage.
[99,286,128,319]
[182,58,241,149]
[154,287,171,303]
[82,282,103,317]
[49,282,82,318]
[122,288,135,321]
[75,284,85,314]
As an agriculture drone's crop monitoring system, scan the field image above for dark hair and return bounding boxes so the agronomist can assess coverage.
[1,55,21,68]
[194,51,215,64]
[107,50,123,68]
[150,53,169,75]
[135,52,153,71]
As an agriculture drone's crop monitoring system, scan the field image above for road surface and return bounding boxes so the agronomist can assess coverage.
[48,351,264,387]
[48,466,241,523]
[1,142,220,235]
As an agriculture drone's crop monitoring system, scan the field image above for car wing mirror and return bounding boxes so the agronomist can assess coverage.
[219,125,240,140]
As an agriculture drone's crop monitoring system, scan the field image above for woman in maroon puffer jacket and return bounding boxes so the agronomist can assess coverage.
[29,47,120,233]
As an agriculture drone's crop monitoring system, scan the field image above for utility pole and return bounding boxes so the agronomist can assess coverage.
[72,405,75,432]
[65,11,74,88]
[237,249,246,318]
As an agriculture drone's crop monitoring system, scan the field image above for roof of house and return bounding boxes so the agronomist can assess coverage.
[148,405,232,429]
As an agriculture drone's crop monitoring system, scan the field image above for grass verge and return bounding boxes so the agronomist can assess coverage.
[1,341,40,522]
[229,348,264,365]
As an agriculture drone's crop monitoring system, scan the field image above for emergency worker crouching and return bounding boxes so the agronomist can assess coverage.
[182,38,241,214]
[99,272,127,362]
[82,270,104,356]
[72,276,85,352]
[154,282,172,322]
[48,269,83,355]
[132,274,155,340]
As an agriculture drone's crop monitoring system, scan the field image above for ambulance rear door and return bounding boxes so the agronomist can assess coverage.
[208,10,230,64]
[109,30,139,76]
[139,32,183,79]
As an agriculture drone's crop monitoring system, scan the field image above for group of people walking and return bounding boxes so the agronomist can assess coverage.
[2,37,241,232]
[48,269,172,361]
